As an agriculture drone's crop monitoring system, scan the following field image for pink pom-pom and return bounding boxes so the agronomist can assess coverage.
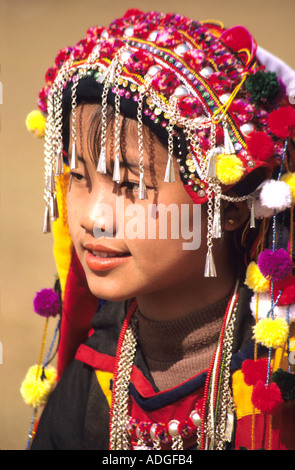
[33,288,61,318]
[242,358,270,386]
[268,106,295,139]
[247,131,274,161]
[251,380,283,414]
[258,248,293,282]
[272,275,295,306]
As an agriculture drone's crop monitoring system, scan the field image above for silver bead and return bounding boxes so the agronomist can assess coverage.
[190,410,201,427]
[150,424,158,441]
[147,65,161,77]
[174,43,190,56]
[124,26,134,37]
[168,419,180,437]
[173,85,189,98]
[200,66,214,79]
[148,30,159,42]
[240,123,254,135]
[121,49,133,63]
[214,145,225,155]
[219,93,231,104]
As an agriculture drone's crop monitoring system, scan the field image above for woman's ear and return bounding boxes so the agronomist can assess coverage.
[223,198,250,232]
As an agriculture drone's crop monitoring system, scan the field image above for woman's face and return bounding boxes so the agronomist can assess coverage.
[67,104,217,306]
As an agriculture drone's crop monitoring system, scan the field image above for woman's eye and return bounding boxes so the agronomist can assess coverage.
[120,181,139,191]
[70,171,84,181]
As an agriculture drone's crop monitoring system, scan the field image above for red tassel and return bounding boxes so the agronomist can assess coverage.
[251,380,283,414]
[242,358,270,386]
[247,131,274,161]
[268,105,295,139]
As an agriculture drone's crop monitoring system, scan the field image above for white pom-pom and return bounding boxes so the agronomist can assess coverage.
[260,179,291,211]
[250,293,295,322]
[248,192,274,219]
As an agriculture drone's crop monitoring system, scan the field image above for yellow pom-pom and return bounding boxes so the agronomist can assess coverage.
[215,153,244,185]
[253,317,289,349]
[25,110,46,138]
[20,364,57,408]
[245,261,270,293]
[281,172,295,203]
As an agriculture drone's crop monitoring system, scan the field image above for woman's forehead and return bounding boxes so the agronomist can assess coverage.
[76,102,168,171]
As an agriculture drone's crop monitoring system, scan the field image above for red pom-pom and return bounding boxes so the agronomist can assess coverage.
[242,358,270,386]
[247,131,274,161]
[251,380,283,414]
[272,275,295,306]
[123,9,144,18]
[268,106,295,138]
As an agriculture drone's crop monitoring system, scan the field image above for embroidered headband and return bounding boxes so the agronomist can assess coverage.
[26,9,295,277]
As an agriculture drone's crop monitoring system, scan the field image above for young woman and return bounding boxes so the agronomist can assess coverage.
[24,9,295,450]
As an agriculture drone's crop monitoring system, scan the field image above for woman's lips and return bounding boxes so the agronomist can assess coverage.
[84,243,131,272]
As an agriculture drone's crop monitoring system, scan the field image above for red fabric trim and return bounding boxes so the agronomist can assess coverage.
[235,405,295,450]
[75,344,116,372]
[57,249,98,379]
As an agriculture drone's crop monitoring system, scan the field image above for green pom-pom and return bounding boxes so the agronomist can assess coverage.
[245,71,279,102]
[271,368,295,401]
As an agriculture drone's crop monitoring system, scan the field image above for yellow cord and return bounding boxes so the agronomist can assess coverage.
[212,73,249,124]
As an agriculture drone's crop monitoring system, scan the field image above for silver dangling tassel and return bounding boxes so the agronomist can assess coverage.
[206,149,216,179]
[164,123,176,183]
[136,88,148,199]
[49,192,59,221]
[250,196,256,229]
[223,121,236,156]
[50,165,56,193]
[42,204,51,234]
[97,147,107,174]
[97,67,110,175]
[70,141,78,170]
[55,149,64,176]
[70,76,79,170]
[212,200,222,238]
[112,153,121,183]
[204,247,217,278]
[164,154,176,183]
[138,170,147,200]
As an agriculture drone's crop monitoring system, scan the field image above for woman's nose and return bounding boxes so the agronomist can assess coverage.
[80,187,119,238]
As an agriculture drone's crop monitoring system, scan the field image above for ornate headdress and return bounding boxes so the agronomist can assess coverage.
[23,10,295,448]
[26,9,295,276]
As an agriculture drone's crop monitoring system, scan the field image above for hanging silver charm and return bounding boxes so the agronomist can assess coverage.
[164,122,176,183]
[49,193,59,221]
[138,169,147,200]
[223,121,236,156]
[212,202,222,239]
[70,141,78,170]
[55,149,64,176]
[204,247,217,277]
[112,153,121,183]
[97,147,107,174]
[42,204,51,234]
[164,154,176,183]
[250,196,256,229]
[205,149,216,179]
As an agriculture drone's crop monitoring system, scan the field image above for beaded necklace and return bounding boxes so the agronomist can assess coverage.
[109,280,239,450]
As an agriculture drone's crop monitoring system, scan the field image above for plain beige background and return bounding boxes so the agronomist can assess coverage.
[0,0,294,451]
